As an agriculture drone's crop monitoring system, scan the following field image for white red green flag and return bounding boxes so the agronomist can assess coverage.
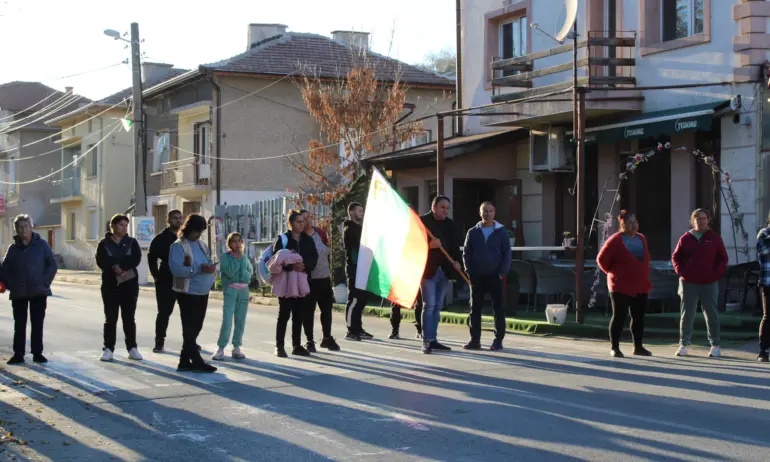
[355,169,429,307]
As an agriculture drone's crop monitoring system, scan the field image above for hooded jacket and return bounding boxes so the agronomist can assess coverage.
[596,232,652,296]
[343,220,362,268]
[0,232,57,300]
[671,229,728,285]
[462,221,512,279]
[95,233,142,286]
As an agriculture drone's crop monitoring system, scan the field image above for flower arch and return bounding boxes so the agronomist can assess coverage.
[587,142,749,308]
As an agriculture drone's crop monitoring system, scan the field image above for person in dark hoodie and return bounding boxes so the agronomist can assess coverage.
[343,202,373,341]
[672,208,727,358]
[273,210,318,357]
[420,195,463,354]
[1,214,57,365]
[147,209,184,352]
[95,214,143,362]
[462,202,512,352]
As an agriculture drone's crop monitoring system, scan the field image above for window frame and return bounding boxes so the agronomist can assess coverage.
[154,132,171,172]
[483,1,531,89]
[8,155,17,194]
[87,143,98,178]
[193,122,211,164]
[661,0,704,42]
[640,0,710,56]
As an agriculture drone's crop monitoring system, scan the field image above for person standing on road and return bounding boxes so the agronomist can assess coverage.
[272,211,318,357]
[420,195,463,354]
[462,201,512,352]
[596,210,652,358]
[96,214,143,362]
[388,292,422,340]
[755,213,770,363]
[147,209,184,353]
[168,214,217,373]
[212,232,254,361]
[343,202,373,341]
[300,210,340,352]
[672,208,727,358]
[2,215,57,365]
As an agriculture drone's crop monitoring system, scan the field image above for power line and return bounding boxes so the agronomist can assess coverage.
[43,61,127,82]
[0,94,84,134]
[0,89,70,123]
[0,123,120,185]
[0,91,78,128]
[0,120,123,163]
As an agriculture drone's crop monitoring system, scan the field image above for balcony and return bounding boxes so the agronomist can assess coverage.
[482,31,643,127]
[160,156,211,199]
[50,177,83,205]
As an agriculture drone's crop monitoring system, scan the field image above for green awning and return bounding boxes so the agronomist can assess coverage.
[585,101,730,144]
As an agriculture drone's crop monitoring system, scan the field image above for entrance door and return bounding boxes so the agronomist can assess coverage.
[183,201,201,218]
[153,204,168,235]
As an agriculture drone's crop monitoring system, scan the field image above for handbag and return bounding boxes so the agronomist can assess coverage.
[105,238,137,284]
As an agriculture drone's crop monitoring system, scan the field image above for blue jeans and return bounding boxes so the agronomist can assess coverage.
[420,269,448,342]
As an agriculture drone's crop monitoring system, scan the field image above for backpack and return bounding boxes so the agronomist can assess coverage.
[257,234,288,286]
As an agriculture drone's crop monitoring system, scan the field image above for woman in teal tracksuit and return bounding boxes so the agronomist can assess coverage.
[212,232,254,360]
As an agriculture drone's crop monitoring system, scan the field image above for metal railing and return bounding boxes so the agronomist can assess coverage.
[161,155,210,190]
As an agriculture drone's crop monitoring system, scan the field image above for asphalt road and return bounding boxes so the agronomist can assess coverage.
[0,283,769,461]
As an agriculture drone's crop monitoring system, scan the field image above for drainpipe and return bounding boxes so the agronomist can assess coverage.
[455,0,463,136]
[209,75,222,207]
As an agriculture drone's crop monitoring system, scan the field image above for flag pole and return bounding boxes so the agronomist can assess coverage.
[424,228,472,287]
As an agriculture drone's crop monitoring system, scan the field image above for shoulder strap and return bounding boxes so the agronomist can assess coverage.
[281,234,288,248]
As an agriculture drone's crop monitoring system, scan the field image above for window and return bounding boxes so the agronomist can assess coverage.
[662,0,704,42]
[193,123,211,164]
[87,144,98,177]
[153,132,171,172]
[499,16,527,76]
[183,201,200,217]
[426,180,438,206]
[153,204,168,234]
[399,130,432,150]
[401,186,419,211]
[68,211,76,241]
[8,156,17,194]
[89,210,98,240]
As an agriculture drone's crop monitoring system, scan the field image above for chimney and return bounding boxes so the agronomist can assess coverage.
[247,24,288,50]
[141,62,175,83]
[65,86,73,94]
[331,30,370,50]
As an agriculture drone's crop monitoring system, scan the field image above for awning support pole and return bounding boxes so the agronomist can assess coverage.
[437,115,445,195]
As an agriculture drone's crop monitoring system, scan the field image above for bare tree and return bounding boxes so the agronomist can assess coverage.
[416,49,456,77]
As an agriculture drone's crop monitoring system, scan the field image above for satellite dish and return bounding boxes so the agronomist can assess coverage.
[555,0,579,43]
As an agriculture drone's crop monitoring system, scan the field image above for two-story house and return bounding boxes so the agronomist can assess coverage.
[140,24,455,234]
[0,82,90,255]
[44,63,188,269]
[371,0,766,265]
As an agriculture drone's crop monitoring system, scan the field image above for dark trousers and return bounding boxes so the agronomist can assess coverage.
[469,276,505,341]
[277,297,304,348]
[178,293,209,364]
[390,294,423,332]
[12,296,47,356]
[304,278,334,342]
[609,292,648,349]
[154,283,178,343]
[102,281,139,351]
[345,267,368,334]
[760,286,770,351]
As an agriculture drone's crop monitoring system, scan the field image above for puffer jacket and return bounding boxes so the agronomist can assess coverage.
[0,232,58,300]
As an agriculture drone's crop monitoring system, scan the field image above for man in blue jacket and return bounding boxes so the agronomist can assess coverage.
[462,202,511,351]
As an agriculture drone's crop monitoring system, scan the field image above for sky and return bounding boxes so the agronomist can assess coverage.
[0,0,456,101]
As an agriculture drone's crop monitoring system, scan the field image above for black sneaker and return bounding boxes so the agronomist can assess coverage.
[33,354,48,363]
[177,360,194,372]
[758,350,769,363]
[274,347,288,358]
[490,339,504,351]
[345,332,362,341]
[320,337,341,351]
[7,355,24,365]
[388,330,401,340]
[633,347,652,357]
[305,342,317,353]
[292,345,311,356]
[610,348,625,358]
[191,362,217,373]
[463,341,482,350]
[421,343,432,354]
[153,342,164,353]
[430,341,451,351]
[359,331,374,340]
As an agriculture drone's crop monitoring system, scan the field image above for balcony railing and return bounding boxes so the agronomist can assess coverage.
[490,31,637,103]
[161,156,211,191]
[50,177,82,203]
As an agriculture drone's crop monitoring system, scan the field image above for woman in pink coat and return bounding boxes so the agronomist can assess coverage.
[271,211,318,358]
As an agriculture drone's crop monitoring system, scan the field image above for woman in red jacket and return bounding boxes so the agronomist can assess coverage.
[597,210,652,358]
[672,208,727,358]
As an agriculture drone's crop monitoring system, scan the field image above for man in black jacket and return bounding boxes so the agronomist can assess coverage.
[343,202,373,341]
[420,195,462,354]
[148,209,183,352]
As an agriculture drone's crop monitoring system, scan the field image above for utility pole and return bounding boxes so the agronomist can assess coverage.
[436,115,445,194]
[571,20,586,324]
[130,22,146,216]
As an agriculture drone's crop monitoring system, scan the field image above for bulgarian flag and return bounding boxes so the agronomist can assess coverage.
[355,169,429,308]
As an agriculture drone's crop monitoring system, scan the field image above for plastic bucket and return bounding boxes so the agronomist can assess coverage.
[545,304,568,325]
[333,284,348,304]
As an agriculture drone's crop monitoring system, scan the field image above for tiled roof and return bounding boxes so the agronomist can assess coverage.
[0,81,91,130]
[203,33,455,89]
[98,67,190,104]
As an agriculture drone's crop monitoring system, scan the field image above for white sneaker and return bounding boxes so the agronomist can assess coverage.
[709,346,721,358]
[128,348,143,361]
[100,349,114,362]
[212,348,225,361]
[232,347,246,359]
[675,345,688,357]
